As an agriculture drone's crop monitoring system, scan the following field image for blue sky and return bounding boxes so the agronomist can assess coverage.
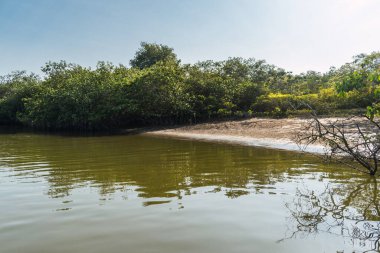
[0,0,379,75]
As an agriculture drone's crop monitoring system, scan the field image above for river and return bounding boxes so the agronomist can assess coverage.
[0,131,379,252]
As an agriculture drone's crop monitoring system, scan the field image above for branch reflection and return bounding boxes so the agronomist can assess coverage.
[283,178,380,252]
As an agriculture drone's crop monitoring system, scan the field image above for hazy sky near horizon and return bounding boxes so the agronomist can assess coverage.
[0,0,379,75]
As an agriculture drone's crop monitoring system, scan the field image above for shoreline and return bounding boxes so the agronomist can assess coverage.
[143,117,328,154]
[2,117,363,155]
[144,131,326,154]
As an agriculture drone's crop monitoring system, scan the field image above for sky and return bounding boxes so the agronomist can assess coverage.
[0,0,379,75]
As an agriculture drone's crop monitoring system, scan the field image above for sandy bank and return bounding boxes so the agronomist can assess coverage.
[144,118,328,154]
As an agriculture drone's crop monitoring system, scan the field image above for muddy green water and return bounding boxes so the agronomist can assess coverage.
[0,132,379,253]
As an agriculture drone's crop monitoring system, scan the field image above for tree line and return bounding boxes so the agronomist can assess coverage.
[0,42,379,130]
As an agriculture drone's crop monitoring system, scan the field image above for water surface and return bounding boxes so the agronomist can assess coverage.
[0,132,379,252]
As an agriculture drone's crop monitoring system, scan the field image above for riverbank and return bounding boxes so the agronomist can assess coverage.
[0,116,365,155]
[144,117,328,154]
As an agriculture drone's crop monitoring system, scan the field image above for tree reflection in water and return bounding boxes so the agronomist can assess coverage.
[282,178,380,252]
[4,133,380,252]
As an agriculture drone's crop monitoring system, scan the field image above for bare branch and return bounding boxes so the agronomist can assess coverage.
[296,113,380,176]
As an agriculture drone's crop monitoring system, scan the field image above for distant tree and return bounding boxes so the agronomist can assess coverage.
[128,60,190,124]
[1,47,380,130]
[221,57,250,83]
[335,52,380,93]
[19,62,136,130]
[0,71,40,125]
[183,64,231,119]
[130,42,179,69]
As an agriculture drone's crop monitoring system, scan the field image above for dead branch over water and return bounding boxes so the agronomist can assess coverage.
[296,115,380,176]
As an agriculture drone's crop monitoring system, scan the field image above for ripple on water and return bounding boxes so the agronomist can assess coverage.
[0,132,377,253]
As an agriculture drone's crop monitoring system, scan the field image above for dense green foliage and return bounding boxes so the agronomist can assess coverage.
[130,42,179,69]
[1,43,379,130]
